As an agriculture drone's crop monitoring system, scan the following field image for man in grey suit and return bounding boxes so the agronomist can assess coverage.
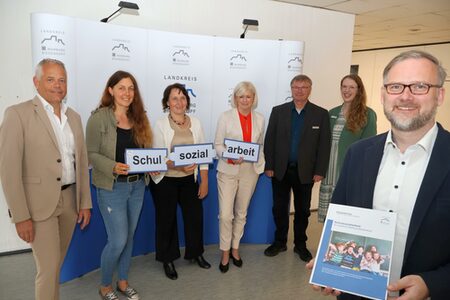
[264,74,331,261]
[0,58,92,300]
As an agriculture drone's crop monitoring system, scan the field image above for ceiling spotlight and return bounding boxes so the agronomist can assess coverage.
[100,1,140,23]
[240,19,259,39]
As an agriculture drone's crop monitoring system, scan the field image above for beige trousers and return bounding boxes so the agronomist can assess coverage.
[217,162,259,250]
[31,185,77,300]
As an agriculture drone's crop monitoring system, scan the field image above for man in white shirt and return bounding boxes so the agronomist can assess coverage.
[309,50,449,300]
[0,58,92,300]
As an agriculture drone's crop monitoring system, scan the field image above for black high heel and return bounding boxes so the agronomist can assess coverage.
[219,261,229,273]
[230,253,243,267]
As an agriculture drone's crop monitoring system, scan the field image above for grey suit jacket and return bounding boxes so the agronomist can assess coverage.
[264,101,331,183]
[0,96,92,223]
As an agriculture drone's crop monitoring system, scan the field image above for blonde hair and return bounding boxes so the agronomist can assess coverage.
[231,81,258,109]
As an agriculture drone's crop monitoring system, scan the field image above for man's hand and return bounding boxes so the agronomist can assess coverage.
[306,258,342,297]
[15,219,34,243]
[77,209,91,230]
[313,175,324,182]
[265,170,274,177]
[387,275,429,300]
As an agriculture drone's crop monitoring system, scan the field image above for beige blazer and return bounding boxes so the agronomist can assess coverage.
[151,115,208,184]
[0,97,92,223]
[215,108,265,175]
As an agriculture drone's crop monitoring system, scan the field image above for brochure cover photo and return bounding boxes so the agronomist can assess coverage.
[310,204,396,300]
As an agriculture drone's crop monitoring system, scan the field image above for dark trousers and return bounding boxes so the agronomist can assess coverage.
[150,175,204,262]
[271,165,313,248]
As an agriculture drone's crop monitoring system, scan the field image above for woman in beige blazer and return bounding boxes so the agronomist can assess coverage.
[214,81,265,273]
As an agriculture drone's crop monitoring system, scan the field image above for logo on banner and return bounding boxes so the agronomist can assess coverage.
[230,52,248,69]
[40,30,66,56]
[182,84,197,114]
[172,48,190,65]
[112,39,131,61]
[287,55,302,72]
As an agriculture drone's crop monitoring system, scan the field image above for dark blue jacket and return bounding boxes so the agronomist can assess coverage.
[332,123,450,300]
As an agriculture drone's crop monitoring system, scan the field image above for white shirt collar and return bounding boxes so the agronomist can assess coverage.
[384,123,438,153]
[36,93,68,114]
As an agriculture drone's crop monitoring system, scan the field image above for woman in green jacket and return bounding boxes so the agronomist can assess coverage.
[86,71,152,300]
[318,74,377,222]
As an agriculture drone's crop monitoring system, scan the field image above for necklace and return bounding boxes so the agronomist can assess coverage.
[169,113,186,126]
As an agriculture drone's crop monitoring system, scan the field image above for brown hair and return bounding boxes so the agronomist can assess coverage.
[99,70,152,147]
[383,50,447,86]
[290,74,312,87]
[161,83,190,111]
[341,74,368,133]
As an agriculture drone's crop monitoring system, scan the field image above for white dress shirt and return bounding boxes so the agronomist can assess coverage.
[373,123,438,287]
[37,94,76,185]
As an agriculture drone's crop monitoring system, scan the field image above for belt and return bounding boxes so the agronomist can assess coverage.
[116,174,143,183]
[61,183,73,190]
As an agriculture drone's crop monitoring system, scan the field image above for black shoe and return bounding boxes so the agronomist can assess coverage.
[230,253,243,267]
[192,255,211,269]
[294,246,313,262]
[163,262,178,280]
[264,243,287,257]
[219,261,229,273]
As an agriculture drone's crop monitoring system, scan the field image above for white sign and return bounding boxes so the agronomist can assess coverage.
[222,138,260,162]
[169,143,215,166]
[125,148,168,173]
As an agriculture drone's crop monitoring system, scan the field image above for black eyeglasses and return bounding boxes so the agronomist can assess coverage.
[384,82,441,95]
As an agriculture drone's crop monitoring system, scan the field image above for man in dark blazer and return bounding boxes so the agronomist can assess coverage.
[0,59,92,300]
[311,51,449,300]
[264,74,331,261]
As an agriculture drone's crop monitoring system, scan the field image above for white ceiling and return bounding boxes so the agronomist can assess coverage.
[274,0,450,51]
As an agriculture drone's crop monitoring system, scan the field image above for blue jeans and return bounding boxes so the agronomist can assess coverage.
[97,179,145,286]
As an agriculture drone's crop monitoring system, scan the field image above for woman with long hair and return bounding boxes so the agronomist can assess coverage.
[86,70,152,300]
[318,74,377,222]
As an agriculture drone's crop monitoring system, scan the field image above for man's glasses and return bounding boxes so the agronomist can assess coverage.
[291,86,311,91]
[384,82,441,95]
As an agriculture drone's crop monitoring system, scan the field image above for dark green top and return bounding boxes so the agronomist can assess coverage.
[329,105,377,174]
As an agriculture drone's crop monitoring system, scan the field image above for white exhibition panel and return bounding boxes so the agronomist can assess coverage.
[0,13,305,254]
[30,13,304,140]
[147,30,215,138]
[74,20,149,126]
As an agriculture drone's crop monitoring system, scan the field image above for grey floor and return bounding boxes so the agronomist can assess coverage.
[0,213,330,300]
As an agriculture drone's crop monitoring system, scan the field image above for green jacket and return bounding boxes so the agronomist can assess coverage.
[329,105,377,175]
[85,107,149,190]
